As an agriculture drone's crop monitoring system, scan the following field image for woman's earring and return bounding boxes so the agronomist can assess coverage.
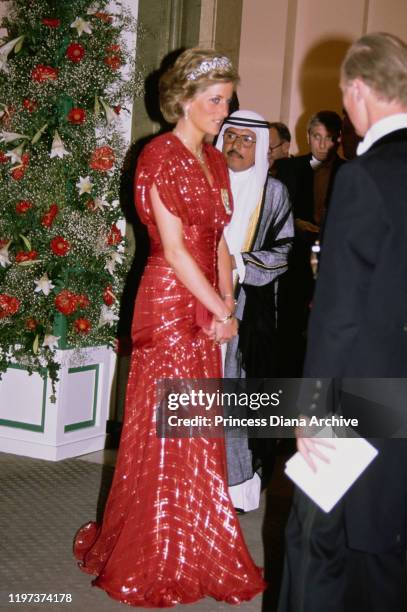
[184,106,189,121]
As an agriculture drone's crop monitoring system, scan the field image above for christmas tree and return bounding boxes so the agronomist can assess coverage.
[0,0,142,390]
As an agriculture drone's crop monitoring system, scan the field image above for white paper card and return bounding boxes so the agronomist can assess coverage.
[284,427,378,513]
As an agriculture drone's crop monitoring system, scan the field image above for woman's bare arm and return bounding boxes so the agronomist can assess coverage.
[217,234,236,315]
[150,184,237,342]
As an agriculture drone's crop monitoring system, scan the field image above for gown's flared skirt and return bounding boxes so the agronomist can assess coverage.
[73,326,265,607]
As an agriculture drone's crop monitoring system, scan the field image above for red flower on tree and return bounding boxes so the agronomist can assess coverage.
[103,285,115,306]
[41,203,59,228]
[67,108,86,125]
[41,18,61,27]
[11,167,25,181]
[90,146,115,171]
[55,290,77,315]
[94,12,113,23]
[0,294,20,319]
[22,98,37,113]
[11,153,30,181]
[31,65,58,82]
[7,296,20,315]
[0,151,8,164]
[113,105,121,115]
[23,98,38,113]
[15,250,38,263]
[66,42,85,63]
[104,54,121,70]
[10,152,29,181]
[76,294,90,309]
[107,223,122,245]
[15,200,33,214]
[25,318,38,330]
[50,236,70,256]
[105,44,121,53]
[74,318,91,334]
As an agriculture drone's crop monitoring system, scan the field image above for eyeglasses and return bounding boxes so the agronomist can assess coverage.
[268,142,283,151]
[224,131,256,148]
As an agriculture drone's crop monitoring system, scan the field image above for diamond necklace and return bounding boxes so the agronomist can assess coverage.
[173,130,205,165]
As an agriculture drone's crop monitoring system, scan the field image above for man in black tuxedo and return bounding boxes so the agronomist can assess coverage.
[275,112,345,375]
[278,33,407,612]
[275,110,343,229]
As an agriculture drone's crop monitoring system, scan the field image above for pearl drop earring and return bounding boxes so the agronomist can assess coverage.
[184,106,189,121]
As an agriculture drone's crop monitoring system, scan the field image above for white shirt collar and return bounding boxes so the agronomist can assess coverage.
[357,113,407,155]
[310,155,322,169]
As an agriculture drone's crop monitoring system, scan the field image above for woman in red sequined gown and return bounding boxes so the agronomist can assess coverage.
[74,48,265,607]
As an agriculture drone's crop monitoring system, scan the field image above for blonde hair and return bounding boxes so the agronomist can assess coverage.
[341,32,407,105]
[159,48,239,124]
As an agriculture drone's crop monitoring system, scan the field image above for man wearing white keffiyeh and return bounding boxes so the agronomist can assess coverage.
[217,110,294,511]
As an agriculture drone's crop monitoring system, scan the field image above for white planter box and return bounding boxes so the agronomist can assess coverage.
[0,346,116,461]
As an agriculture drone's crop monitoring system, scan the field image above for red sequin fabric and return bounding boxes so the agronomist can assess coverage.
[73,134,265,607]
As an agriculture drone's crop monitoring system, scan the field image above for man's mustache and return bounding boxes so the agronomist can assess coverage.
[226,149,244,159]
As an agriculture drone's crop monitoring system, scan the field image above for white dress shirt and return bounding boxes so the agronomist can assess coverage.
[357,113,407,155]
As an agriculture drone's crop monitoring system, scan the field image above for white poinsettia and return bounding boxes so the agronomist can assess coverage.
[70,17,92,36]
[5,143,24,164]
[50,130,70,159]
[34,273,55,296]
[0,243,11,268]
[0,35,24,73]
[42,334,60,350]
[1,130,28,143]
[98,304,119,327]
[104,251,123,275]
[93,196,110,211]
[76,175,93,196]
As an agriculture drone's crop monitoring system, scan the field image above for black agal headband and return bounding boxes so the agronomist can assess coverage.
[223,116,270,129]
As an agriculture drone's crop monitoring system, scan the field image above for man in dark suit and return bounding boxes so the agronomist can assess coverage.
[274,111,345,376]
[268,121,291,173]
[275,110,343,229]
[278,32,407,612]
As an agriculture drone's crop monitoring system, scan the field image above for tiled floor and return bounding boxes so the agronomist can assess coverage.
[0,446,293,612]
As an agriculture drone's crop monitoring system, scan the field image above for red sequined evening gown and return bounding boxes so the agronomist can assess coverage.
[74,134,265,607]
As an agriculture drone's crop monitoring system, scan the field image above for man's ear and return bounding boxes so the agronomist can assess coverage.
[282,141,290,155]
[351,77,369,102]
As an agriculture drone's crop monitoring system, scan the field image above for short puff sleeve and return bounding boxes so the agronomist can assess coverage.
[135,137,185,225]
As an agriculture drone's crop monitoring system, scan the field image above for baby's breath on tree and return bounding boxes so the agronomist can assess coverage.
[0,0,143,395]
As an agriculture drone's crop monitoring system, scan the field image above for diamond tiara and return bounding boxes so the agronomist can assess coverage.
[186,56,232,81]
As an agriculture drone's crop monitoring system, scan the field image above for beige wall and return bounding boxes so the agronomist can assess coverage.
[238,0,289,122]
[366,0,407,34]
[238,0,407,153]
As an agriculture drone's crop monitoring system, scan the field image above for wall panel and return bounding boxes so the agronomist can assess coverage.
[366,0,407,41]
[238,0,407,152]
[238,0,289,121]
